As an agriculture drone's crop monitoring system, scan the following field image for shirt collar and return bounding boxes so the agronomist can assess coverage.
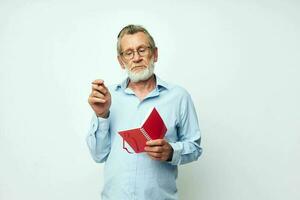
[115,74,170,91]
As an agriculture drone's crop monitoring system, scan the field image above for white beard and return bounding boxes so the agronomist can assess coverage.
[125,59,155,83]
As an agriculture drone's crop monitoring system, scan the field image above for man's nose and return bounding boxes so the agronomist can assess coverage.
[132,51,142,62]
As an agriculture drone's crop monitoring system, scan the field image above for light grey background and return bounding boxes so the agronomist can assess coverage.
[0,0,299,200]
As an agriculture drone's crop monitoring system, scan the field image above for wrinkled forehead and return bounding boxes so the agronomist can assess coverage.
[120,32,150,51]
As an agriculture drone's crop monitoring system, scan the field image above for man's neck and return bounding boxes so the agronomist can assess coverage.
[127,75,156,100]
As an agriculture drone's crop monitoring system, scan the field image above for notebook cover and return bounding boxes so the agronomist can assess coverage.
[118,128,147,153]
[142,108,167,140]
[118,108,167,153]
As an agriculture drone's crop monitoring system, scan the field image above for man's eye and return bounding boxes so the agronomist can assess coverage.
[125,51,133,56]
[138,48,146,52]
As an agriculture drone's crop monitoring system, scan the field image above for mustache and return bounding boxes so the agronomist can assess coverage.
[125,58,155,71]
[129,65,147,70]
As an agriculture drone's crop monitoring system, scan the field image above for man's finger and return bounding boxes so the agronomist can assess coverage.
[146,151,162,159]
[92,84,107,94]
[144,146,163,153]
[92,79,104,85]
[146,139,165,146]
[101,83,109,91]
[89,97,106,103]
[148,156,161,161]
[92,91,105,99]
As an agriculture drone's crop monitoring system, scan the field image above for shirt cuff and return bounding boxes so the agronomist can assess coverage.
[90,113,110,136]
[168,142,183,165]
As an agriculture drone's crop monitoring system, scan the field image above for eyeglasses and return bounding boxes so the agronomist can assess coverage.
[120,46,152,60]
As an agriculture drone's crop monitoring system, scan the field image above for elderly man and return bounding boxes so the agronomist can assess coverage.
[86,24,202,200]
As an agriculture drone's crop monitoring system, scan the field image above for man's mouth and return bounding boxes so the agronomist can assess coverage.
[130,66,146,71]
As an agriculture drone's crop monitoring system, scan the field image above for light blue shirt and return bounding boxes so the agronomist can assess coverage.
[86,75,202,200]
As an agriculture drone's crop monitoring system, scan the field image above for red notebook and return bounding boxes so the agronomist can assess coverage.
[118,108,167,153]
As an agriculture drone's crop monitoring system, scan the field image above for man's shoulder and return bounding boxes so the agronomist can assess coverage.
[164,81,191,98]
[157,76,188,93]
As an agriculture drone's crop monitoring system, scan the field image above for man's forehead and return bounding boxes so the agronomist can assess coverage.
[120,32,149,49]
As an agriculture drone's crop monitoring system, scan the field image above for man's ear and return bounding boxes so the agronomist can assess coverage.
[153,47,158,62]
[118,56,125,69]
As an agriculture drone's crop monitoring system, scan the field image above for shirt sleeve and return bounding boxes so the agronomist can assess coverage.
[86,113,111,163]
[168,93,202,165]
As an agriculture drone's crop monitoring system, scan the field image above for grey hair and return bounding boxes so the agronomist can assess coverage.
[117,24,156,55]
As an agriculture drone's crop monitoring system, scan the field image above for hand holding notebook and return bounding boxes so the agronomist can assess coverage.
[118,108,167,153]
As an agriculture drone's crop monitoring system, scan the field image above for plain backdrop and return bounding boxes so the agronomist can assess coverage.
[0,0,299,200]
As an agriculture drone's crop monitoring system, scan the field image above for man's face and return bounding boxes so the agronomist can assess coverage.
[118,32,158,82]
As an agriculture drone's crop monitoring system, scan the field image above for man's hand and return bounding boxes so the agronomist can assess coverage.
[88,79,111,118]
[144,139,173,161]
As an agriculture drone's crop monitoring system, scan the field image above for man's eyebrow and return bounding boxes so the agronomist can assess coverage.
[123,44,148,51]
